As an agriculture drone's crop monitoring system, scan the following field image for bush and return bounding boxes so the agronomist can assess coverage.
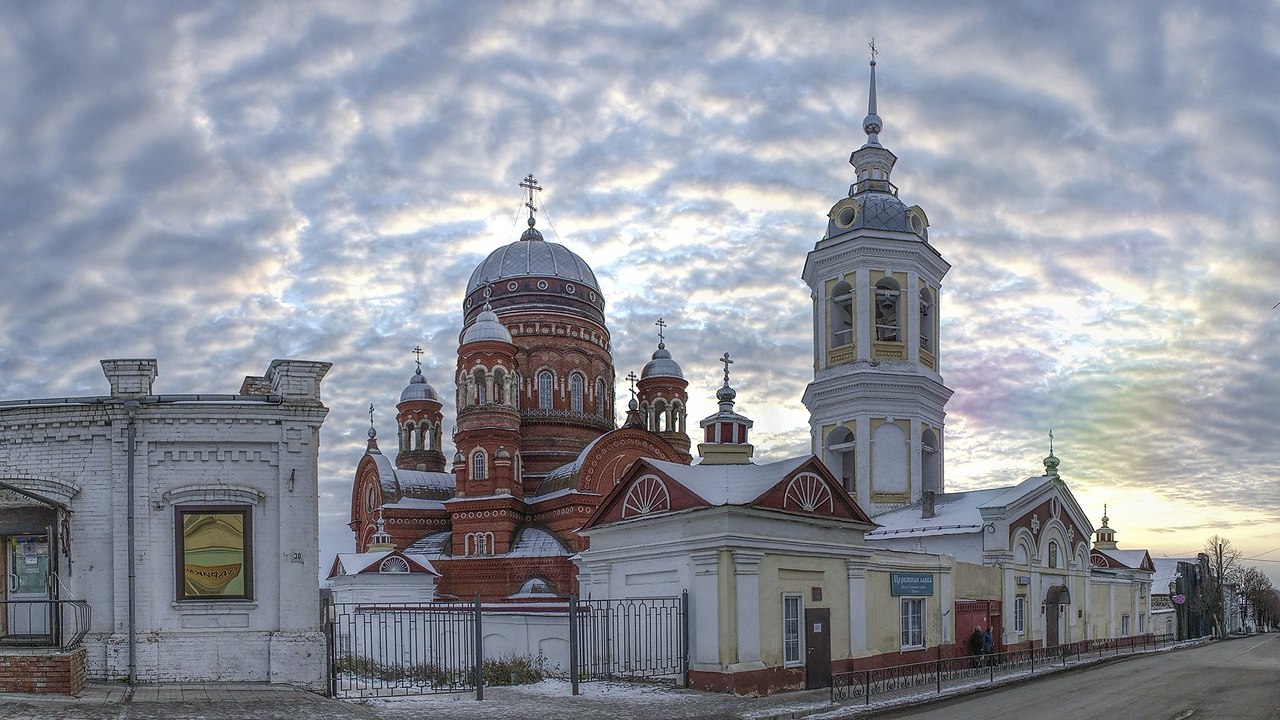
[482,652,553,686]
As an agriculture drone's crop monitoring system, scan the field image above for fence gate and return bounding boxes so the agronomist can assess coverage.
[327,599,482,699]
[569,592,688,693]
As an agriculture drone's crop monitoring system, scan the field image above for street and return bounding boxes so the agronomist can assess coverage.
[873,635,1280,720]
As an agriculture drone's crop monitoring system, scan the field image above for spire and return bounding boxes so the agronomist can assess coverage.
[519,173,545,241]
[863,38,883,147]
[1095,502,1117,549]
[848,42,898,197]
[1043,429,1060,478]
[698,352,754,465]
[366,402,379,452]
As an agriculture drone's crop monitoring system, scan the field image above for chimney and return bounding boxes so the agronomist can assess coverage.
[922,490,936,519]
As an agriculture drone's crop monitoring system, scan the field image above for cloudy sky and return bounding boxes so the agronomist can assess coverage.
[2,1,1278,584]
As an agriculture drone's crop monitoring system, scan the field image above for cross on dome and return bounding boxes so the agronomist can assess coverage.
[655,317,667,347]
[719,352,734,387]
[520,173,543,228]
[412,345,423,373]
[626,370,639,401]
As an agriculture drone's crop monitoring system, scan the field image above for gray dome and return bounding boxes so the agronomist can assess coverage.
[641,343,684,379]
[462,305,513,344]
[853,191,911,233]
[466,235,600,296]
[400,369,439,403]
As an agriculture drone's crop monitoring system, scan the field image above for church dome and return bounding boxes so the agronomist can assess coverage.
[462,304,513,344]
[465,229,600,296]
[641,343,684,379]
[853,191,911,233]
[399,369,439,402]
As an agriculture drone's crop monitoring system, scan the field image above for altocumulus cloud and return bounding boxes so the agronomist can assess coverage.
[1,0,1278,578]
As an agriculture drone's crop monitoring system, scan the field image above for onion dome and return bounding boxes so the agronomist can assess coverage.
[461,303,512,344]
[399,368,439,402]
[641,342,684,379]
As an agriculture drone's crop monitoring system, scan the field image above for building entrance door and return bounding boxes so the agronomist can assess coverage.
[1045,602,1059,647]
[4,534,52,641]
[804,608,831,689]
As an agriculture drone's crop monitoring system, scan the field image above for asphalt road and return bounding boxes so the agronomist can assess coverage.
[873,635,1280,720]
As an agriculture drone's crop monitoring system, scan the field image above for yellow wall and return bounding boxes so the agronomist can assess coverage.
[954,561,1002,600]
[757,553,850,665]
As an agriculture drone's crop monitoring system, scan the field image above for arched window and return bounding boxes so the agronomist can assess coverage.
[471,451,487,481]
[570,373,585,413]
[830,280,854,348]
[825,426,856,494]
[1048,540,1059,568]
[874,277,901,342]
[493,368,506,405]
[921,428,940,494]
[654,399,667,432]
[919,287,935,354]
[871,421,908,495]
[379,557,409,574]
[473,369,487,405]
[595,378,607,418]
[538,371,554,410]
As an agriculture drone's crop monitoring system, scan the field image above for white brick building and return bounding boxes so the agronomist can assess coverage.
[0,358,330,690]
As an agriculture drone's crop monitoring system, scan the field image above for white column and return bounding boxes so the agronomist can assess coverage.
[690,551,722,669]
[846,553,870,654]
[730,550,765,670]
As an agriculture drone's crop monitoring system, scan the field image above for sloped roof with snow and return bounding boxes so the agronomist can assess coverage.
[328,550,439,577]
[865,475,1060,539]
[1094,548,1154,571]
[371,451,455,502]
[643,456,811,506]
[403,526,570,560]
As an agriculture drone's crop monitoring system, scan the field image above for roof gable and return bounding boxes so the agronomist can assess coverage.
[327,550,440,578]
[1091,548,1155,572]
[749,457,874,525]
[583,460,711,529]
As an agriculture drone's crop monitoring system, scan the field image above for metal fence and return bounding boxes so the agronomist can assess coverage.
[327,593,688,700]
[0,599,91,650]
[569,592,688,694]
[327,598,482,699]
[832,633,1177,705]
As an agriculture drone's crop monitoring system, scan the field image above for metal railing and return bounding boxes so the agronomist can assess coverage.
[832,633,1177,705]
[569,592,688,694]
[327,599,482,699]
[0,599,91,650]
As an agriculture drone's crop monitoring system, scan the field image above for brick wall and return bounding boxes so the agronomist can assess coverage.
[0,647,87,695]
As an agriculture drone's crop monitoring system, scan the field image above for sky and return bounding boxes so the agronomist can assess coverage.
[1,1,1277,586]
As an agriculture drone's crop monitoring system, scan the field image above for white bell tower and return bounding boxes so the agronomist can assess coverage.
[801,48,953,517]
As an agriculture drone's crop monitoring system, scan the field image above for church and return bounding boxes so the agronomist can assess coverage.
[345,175,694,601]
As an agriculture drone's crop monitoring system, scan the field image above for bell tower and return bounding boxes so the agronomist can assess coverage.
[800,46,953,516]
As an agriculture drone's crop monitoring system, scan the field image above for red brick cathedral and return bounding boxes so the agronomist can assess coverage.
[348,176,696,601]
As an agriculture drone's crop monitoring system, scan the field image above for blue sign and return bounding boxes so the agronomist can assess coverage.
[891,572,935,597]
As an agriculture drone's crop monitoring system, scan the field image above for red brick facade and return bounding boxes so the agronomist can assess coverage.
[0,647,87,695]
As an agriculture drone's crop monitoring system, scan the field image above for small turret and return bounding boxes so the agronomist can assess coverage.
[697,353,754,465]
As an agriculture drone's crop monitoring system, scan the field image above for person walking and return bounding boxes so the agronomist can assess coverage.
[982,625,995,665]
[969,625,984,667]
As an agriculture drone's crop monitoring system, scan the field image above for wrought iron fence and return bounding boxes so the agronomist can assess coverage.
[568,592,688,694]
[327,599,482,699]
[0,599,91,650]
[832,633,1177,705]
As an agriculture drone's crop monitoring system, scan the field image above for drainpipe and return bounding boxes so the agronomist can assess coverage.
[124,400,139,687]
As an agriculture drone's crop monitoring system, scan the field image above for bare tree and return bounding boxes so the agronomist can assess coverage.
[1236,566,1276,631]
[1198,535,1242,637]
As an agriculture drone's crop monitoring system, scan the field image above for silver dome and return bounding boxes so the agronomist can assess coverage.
[641,343,684,379]
[852,191,911,233]
[400,369,439,403]
[466,236,601,295]
[462,305,513,344]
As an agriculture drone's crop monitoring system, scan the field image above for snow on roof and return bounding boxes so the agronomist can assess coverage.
[533,434,606,496]
[1152,557,1190,591]
[330,551,440,577]
[865,487,1011,538]
[1097,549,1152,571]
[526,486,599,505]
[402,527,571,560]
[643,456,811,506]
[506,577,559,599]
[865,475,1060,539]
[382,497,445,511]
[371,452,455,501]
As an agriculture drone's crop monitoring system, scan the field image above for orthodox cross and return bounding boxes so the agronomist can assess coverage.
[368,403,375,430]
[719,352,734,386]
[626,371,639,401]
[655,317,666,344]
[1049,429,1054,455]
[520,173,543,222]
[412,345,424,373]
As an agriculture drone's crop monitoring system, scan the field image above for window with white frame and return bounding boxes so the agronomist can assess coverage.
[1121,614,1130,636]
[900,597,925,649]
[1015,595,1026,634]
[570,373,585,413]
[783,594,803,666]
[471,451,487,481]
[1139,613,1146,634]
[538,370,554,410]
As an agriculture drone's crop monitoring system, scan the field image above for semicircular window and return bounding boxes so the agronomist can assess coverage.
[783,473,834,513]
[622,475,671,518]
[379,556,410,574]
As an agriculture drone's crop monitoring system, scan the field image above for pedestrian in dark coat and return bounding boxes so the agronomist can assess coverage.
[969,625,984,666]
[982,626,995,665]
